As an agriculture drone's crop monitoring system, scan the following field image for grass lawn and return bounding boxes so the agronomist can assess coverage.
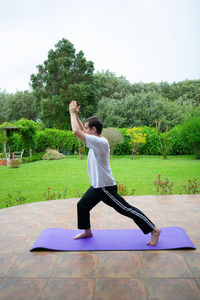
[0,155,199,209]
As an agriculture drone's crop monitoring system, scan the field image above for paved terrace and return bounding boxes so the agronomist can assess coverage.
[0,194,200,300]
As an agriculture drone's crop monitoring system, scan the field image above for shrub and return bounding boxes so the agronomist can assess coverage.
[117,183,129,196]
[116,182,135,196]
[35,128,78,154]
[22,152,45,163]
[153,174,174,194]
[1,122,199,157]
[168,125,192,155]
[139,126,161,155]
[126,127,146,159]
[43,186,67,201]
[0,152,6,159]
[180,116,200,158]
[42,148,65,160]
[183,178,200,194]
[3,191,26,207]
[113,128,132,155]
[10,133,23,152]
[102,128,124,156]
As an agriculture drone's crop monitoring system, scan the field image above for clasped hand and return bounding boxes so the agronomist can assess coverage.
[69,100,80,114]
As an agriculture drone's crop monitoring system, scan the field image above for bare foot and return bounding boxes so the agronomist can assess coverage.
[73,229,93,240]
[146,228,161,246]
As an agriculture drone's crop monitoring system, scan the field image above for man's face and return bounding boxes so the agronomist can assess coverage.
[84,122,96,135]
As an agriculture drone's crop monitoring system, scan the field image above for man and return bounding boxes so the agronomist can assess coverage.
[69,100,161,245]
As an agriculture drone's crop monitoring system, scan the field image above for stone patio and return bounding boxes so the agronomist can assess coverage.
[0,194,200,300]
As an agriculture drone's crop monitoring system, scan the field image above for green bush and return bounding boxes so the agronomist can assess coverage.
[100,125,198,156]
[113,128,132,155]
[114,127,161,155]
[139,126,161,155]
[180,116,200,158]
[168,125,192,155]
[0,127,79,155]
[10,133,23,152]
[22,152,45,163]
[0,130,21,153]
[35,128,79,153]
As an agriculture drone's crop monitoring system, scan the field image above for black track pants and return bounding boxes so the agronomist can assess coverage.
[77,185,155,234]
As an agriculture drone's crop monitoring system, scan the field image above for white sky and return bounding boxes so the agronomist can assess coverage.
[0,0,200,93]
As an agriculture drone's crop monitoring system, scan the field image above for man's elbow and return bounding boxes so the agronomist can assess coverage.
[72,129,86,142]
[73,129,79,137]
[73,129,84,138]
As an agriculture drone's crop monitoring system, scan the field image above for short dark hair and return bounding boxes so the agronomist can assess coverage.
[84,116,103,134]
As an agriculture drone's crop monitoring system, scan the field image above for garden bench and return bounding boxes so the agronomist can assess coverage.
[5,150,24,159]
[13,150,24,159]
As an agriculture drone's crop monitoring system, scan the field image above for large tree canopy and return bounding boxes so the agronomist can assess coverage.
[0,91,37,123]
[93,70,132,100]
[1,38,199,131]
[93,72,200,129]
[30,38,97,129]
[96,92,197,130]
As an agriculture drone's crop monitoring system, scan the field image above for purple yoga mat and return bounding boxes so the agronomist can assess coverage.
[30,227,195,251]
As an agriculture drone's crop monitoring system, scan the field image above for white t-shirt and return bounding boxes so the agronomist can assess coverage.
[86,134,116,188]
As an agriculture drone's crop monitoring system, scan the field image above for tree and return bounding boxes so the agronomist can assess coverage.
[30,38,97,129]
[96,98,127,128]
[94,70,132,100]
[159,80,200,105]
[0,91,7,124]
[96,92,188,129]
[3,91,38,122]
[131,82,161,95]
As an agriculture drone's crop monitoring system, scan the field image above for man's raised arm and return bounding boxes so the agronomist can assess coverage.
[75,105,85,132]
[69,101,86,142]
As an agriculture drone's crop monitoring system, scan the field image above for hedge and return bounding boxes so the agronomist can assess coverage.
[0,128,79,155]
[113,125,196,156]
[168,125,192,155]
[114,128,132,155]
[0,120,199,156]
[114,127,161,155]
[35,129,79,154]
[139,126,161,155]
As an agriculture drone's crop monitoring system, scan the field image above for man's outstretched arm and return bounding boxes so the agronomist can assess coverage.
[69,101,86,142]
